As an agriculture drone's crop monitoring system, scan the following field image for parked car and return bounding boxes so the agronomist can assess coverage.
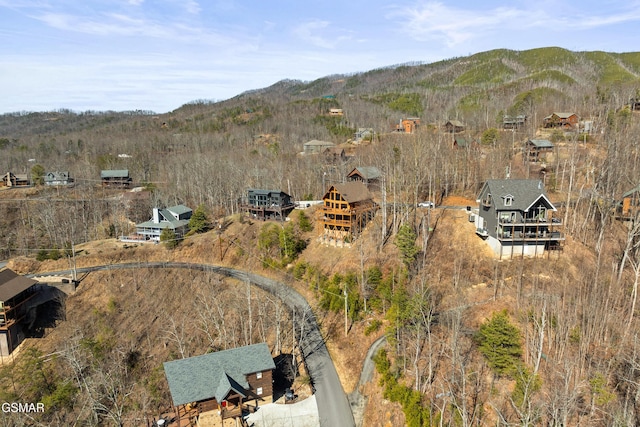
[418,201,435,208]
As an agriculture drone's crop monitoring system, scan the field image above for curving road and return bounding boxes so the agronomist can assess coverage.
[29,262,356,427]
[348,335,387,427]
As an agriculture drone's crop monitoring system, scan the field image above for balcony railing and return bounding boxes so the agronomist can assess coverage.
[497,231,565,241]
[322,217,353,227]
[498,217,562,226]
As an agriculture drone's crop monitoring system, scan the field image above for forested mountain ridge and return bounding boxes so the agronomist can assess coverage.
[1,47,640,426]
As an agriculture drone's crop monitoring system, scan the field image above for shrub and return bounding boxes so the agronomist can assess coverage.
[188,204,209,234]
[476,310,523,375]
[364,319,382,336]
[298,211,313,232]
[481,128,499,146]
[160,228,179,249]
[36,249,49,261]
[395,224,419,268]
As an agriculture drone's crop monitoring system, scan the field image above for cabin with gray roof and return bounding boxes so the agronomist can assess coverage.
[474,179,564,258]
[100,169,132,188]
[303,139,335,154]
[163,342,275,426]
[445,120,465,133]
[135,205,192,242]
[503,115,527,129]
[353,128,374,143]
[241,189,294,220]
[347,166,382,190]
[526,139,554,162]
[0,268,38,355]
[44,171,74,187]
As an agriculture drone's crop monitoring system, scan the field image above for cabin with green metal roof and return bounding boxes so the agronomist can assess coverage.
[526,139,554,162]
[100,169,132,188]
[163,343,275,426]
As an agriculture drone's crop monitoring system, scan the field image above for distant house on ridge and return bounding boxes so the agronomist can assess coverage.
[526,139,554,162]
[347,166,382,190]
[44,171,74,187]
[100,169,132,188]
[303,140,335,154]
[1,172,30,188]
[543,112,579,129]
[444,120,465,133]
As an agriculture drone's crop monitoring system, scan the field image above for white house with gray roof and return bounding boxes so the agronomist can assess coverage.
[475,179,564,258]
[135,205,192,242]
[44,171,74,186]
[163,342,275,425]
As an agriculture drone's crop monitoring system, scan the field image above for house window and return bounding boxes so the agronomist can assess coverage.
[499,212,511,222]
[256,372,262,379]
[504,196,513,206]
[537,207,547,220]
[257,387,263,395]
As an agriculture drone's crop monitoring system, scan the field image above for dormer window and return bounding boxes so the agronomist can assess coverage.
[504,195,513,206]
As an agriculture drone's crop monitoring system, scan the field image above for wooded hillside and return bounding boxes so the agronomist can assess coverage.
[1,46,640,426]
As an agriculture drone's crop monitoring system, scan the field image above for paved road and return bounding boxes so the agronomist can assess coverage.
[31,262,355,427]
[348,336,387,427]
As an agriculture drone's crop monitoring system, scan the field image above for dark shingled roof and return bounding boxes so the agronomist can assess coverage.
[0,268,37,302]
[479,179,556,212]
[163,343,275,406]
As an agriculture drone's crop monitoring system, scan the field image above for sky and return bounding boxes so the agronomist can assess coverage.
[1,0,639,114]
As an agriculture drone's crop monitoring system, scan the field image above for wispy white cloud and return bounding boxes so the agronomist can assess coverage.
[184,0,201,15]
[390,1,640,47]
[29,9,244,47]
[34,12,174,38]
[293,20,352,49]
[389,2,535,46]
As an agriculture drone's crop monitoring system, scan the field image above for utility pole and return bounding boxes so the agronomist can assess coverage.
[217,223,223,261]
[344,286,348,337]
[68,241,77,283]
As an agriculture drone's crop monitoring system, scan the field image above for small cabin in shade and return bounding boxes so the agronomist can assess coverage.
[0,269,38,355]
